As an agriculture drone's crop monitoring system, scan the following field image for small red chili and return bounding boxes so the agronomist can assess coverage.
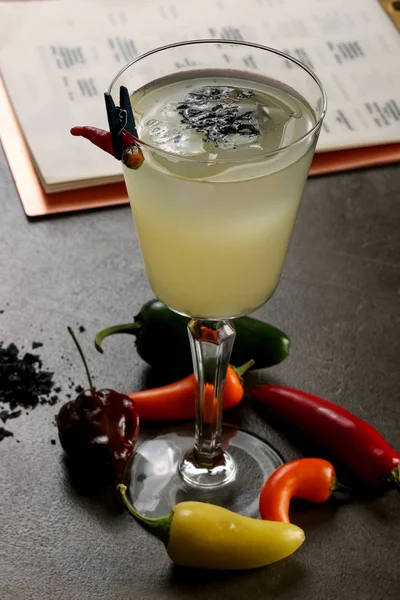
[251,385,400,491]
[259,458,340,523]
[70,125,144,168]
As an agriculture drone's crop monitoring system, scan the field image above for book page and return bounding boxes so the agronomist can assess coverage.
[0,0,399,190]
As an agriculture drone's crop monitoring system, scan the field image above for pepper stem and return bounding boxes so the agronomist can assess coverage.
[332,476,353,495]
[117,484,172,546]
[233,359,255,380]
[95,322,141,353]
[68,327,94,390]
[388,465,400,491]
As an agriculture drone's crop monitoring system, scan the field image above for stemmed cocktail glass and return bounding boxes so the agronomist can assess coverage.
[108,40,326,517]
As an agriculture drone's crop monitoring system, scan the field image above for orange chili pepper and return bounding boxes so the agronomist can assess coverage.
[259,458,339,523]
[202,382,217,424]
[128,360,253,421]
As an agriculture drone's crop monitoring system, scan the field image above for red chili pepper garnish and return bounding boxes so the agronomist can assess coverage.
[71,125,113,155]
[71,125,133,154]
[259,458,341,523]
[128,359,254,421]
[70,125,144,168]
[251,385,400,491]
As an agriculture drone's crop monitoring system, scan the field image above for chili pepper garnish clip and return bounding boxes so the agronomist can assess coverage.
[71,85,144,169]
[104,86,138,160]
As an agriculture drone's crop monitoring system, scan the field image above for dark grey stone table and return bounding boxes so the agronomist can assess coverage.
[0,136,399,600]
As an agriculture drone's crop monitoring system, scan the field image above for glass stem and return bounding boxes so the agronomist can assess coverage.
[179,319,236,487]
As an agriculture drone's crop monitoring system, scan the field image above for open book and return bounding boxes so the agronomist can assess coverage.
[0,0,399,194]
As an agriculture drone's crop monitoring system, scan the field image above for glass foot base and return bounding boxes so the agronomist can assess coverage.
[123,423,284,518]
[180,448,236,488]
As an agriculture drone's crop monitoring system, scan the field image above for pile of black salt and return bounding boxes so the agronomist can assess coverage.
[0,341,57,440]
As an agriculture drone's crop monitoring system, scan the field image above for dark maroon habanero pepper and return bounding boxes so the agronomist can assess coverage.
[251,385,400,491]
[57,328,139,481]
[57,388,139,481]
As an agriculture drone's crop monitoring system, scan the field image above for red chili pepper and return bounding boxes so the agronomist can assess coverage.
[70,125,136,156]
[129,360,254,421]
[251,385,400,491]
[259,458,339,523]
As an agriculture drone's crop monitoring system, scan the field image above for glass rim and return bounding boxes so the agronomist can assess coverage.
[108,39,327,165]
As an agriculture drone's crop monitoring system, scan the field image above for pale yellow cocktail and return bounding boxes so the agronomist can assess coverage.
[124,70,315,318]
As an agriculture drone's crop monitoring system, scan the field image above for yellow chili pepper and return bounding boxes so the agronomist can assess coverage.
[118,484,305,570]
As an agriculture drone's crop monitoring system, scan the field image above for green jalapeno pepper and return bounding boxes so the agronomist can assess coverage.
[95,299,290,376]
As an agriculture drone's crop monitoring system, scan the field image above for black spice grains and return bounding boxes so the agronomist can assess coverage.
[0,342,61,442]
[0,409,22,422]
[0,427,13,441]
[0,342,54,411]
